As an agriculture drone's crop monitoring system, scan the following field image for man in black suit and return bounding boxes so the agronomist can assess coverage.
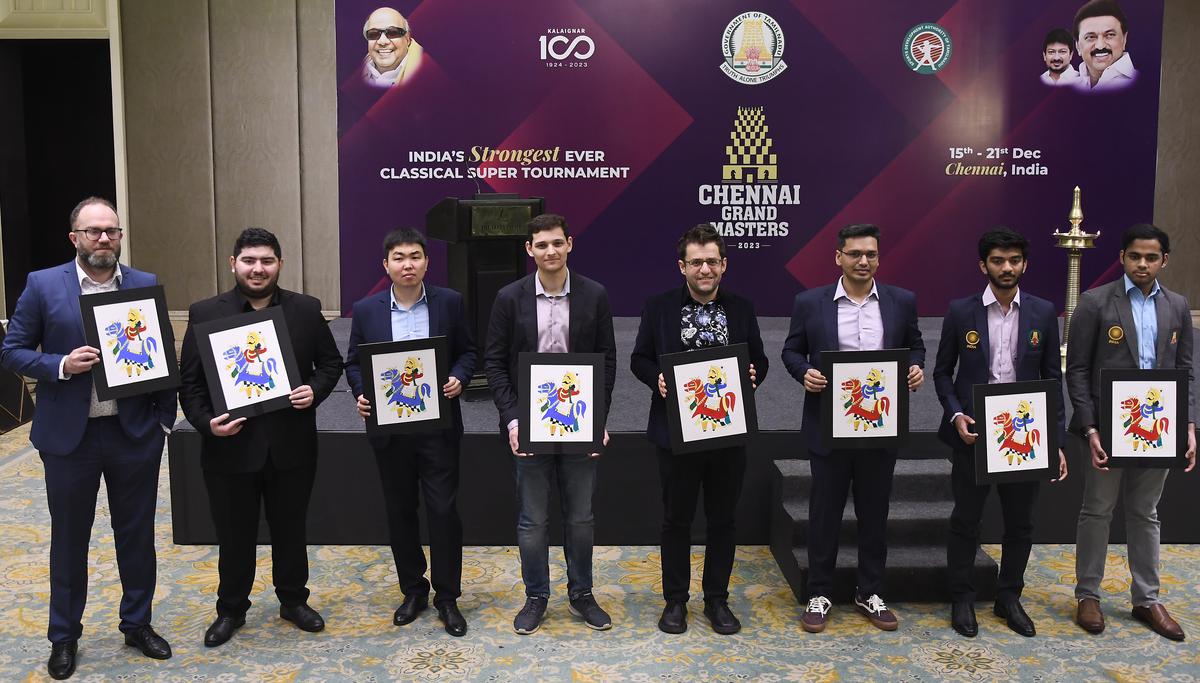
[630,223,767,635]
[484,213,616,635]
[179,228,342,647]
[344,228,476,636]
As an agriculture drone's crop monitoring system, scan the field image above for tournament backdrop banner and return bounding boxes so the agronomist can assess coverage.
[336,1,1163,316]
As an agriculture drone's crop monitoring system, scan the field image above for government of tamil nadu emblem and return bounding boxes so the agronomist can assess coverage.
[720,12,787,85]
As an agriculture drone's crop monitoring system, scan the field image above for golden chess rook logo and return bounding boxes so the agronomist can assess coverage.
[723,107,777,184]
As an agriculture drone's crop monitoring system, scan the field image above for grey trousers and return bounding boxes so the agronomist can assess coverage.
[1074,465,1169,606]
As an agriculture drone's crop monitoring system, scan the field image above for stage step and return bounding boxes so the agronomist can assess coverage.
[770,458,998,603]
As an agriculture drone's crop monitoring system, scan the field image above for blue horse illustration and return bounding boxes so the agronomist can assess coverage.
[537,372,587,435]
[380,356,433,418]
[223,330,278,397]
[103,308,158,376]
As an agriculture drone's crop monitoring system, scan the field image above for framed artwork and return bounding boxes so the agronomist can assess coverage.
[660,343,758,454]
[518,352,606,454]
[1101,369,1188,468]
[192,307,302,420]
[358,337,451,435]
[972,379,1060,484]
[79,285,179,401]
[820,348,910,450]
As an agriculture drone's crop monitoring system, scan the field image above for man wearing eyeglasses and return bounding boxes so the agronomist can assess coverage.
[781,223,925,634]
[630,223,768,635]
[1,197,177,679]
[362,7,423,88]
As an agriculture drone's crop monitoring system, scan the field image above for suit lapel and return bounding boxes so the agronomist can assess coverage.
[973,297,991,367]
[521,276,538,351]
[374,291,392,341]
[1015,296,1032,367]
[1113,286,1140,365]
[821,292,838,351]
[62,264,85,338]
[567,272,581,352]
[425,285,441,337]
[1154,286,1172,368]
[878,284,895,348]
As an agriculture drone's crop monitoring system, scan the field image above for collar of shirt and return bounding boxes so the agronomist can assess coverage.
[1078,52,1136,87]
[1041,68,1080,85]
[235,286,282,312]
[833,277,878,303]
[981,284,1021,310]
[535,269,571,298]
[365,52,410,82]
[1123,273,1161,300]
[75,259,122,289]
[389,283,427,311]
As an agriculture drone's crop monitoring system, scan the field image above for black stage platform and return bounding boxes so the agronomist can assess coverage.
[169,318,1200,545]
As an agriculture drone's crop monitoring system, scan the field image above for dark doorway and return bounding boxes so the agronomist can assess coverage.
[0,40,115,316]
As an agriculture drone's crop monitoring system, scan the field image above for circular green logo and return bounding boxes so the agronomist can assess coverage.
[902,23,952,75]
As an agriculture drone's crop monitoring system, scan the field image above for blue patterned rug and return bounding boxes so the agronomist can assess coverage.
[0,428,1196,681]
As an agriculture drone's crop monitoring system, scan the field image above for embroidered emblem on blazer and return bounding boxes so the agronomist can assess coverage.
[965,330,980,350]
[1108,325,1124,344]
[1028,330,1040,348]
[1170,330,1179,345]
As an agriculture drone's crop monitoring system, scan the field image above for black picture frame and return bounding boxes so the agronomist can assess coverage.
[518,352,606,454]
[358,336,451,435]
[1100,368,1189,468]
[820,348,911,450]
[192,306,302,420]
[660,343,758,454]
[972,379,1061,484]
[79,285,180,401]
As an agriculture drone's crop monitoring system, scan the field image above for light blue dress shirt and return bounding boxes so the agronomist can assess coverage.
[390,284,430,342]
[1123,274,1160,370]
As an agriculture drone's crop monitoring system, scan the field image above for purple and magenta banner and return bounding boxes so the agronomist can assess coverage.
[336,0,1163,315]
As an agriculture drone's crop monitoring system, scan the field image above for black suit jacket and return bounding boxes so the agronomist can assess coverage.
[179,288,343,473]
[484,271,616,430]
[630,286,769,449]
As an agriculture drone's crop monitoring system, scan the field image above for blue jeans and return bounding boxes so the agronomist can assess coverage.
[513,453,598,600]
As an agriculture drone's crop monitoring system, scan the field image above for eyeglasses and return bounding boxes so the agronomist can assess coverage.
[684,258,724,269]
[365,26,407,41]
[73,227,124,240]
[838,250,878,262]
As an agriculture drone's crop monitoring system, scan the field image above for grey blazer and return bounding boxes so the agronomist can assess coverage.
[1065,278,1195,433]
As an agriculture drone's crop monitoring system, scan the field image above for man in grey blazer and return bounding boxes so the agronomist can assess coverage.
[1066,223,1195,641]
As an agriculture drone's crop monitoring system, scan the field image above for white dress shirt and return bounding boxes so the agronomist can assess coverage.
[834,277,883,351]
[1074,52,1137,92]
[983,285,1021,384]
[1040,68,1080,86]
[62,261,122,417]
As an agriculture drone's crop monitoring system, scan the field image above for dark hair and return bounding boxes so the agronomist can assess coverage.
[526,213,570,241]
[1073,0,1128,40]
[837,223,881,249]
[676,223,727,260]
[978,227,1030,261]
[69,196,117,229]
[382,227,427,257]
[233,227,282,258]
[1121,223,1170,254]
[1043,28,1074,51]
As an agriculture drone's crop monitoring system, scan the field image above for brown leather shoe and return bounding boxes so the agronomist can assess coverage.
[1076,598,1104,634]
[1132,604,1185,641]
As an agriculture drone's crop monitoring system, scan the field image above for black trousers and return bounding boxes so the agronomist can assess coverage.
[373,433,463,605]
[203,456,316,618]
[656,446,746,603]
[947,447,1039,602]
[806,449,897,598]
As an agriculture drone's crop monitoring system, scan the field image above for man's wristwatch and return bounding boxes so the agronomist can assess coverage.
[1082,426,1099,438]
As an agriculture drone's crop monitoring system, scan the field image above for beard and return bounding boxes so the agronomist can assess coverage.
[235,277,278,301]
[79,247,118,271]
[988,271,1021,290]
[1049,63,1069,74]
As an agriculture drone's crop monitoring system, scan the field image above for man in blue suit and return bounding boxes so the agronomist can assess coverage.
[933,228,1067,639]
[345,228,476,636]
[0,197,176,679]
[781,224,925,633]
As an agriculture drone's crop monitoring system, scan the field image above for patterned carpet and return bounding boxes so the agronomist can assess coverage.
[0,423,1197,682]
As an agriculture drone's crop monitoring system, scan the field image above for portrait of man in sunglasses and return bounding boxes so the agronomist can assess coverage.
[362,6,423,88]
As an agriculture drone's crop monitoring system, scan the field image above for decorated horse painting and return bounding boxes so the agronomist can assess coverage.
[537,371,587,435]
[223,330,278,398]
[380,356,433,418]
[103,307,158,376]
[1121,387,1170,452]
[991,399,1041,466]
[681,364,737,431]
[841,367,890,431]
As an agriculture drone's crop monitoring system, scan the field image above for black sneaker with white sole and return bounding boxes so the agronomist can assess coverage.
[568,592,613,631]
[513,596,548,635]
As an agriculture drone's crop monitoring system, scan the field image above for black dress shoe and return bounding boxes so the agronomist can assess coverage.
[394,593,429,626]
[436,601,468,637]
[703,599,741,635]
[658,602,687,634]
[124,625,172,659]
[951,601,978,637]
[204,615,246,647]
[994,599,1035,637]
[48,641,77,680]
[280,603,326,632]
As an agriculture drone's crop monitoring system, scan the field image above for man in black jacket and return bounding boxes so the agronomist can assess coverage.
[179,228,343,647]
[630,223,768,635]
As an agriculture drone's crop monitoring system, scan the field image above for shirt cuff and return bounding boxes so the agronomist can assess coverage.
[58,356,69,380]
[950,411,963,424]
[161,424,171,435]
[507,419,519,433]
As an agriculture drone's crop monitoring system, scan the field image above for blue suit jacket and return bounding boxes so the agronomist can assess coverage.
[345,284,477,440]
[0,261,177,455]
[781,282,925,456]
[933,291,1066,449]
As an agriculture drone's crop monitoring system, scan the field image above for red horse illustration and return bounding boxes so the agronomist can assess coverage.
[1122,388,1170,451]
[682,365,737,431]
[992,399,1040,465]
[841,368,890,431]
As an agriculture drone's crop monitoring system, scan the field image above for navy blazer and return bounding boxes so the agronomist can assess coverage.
[484,271,616,431]
[0,261,177,455]
[630,286,769,450]
[781,281,925,456]
[344,284,477,440]
[932,291,1066,450]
